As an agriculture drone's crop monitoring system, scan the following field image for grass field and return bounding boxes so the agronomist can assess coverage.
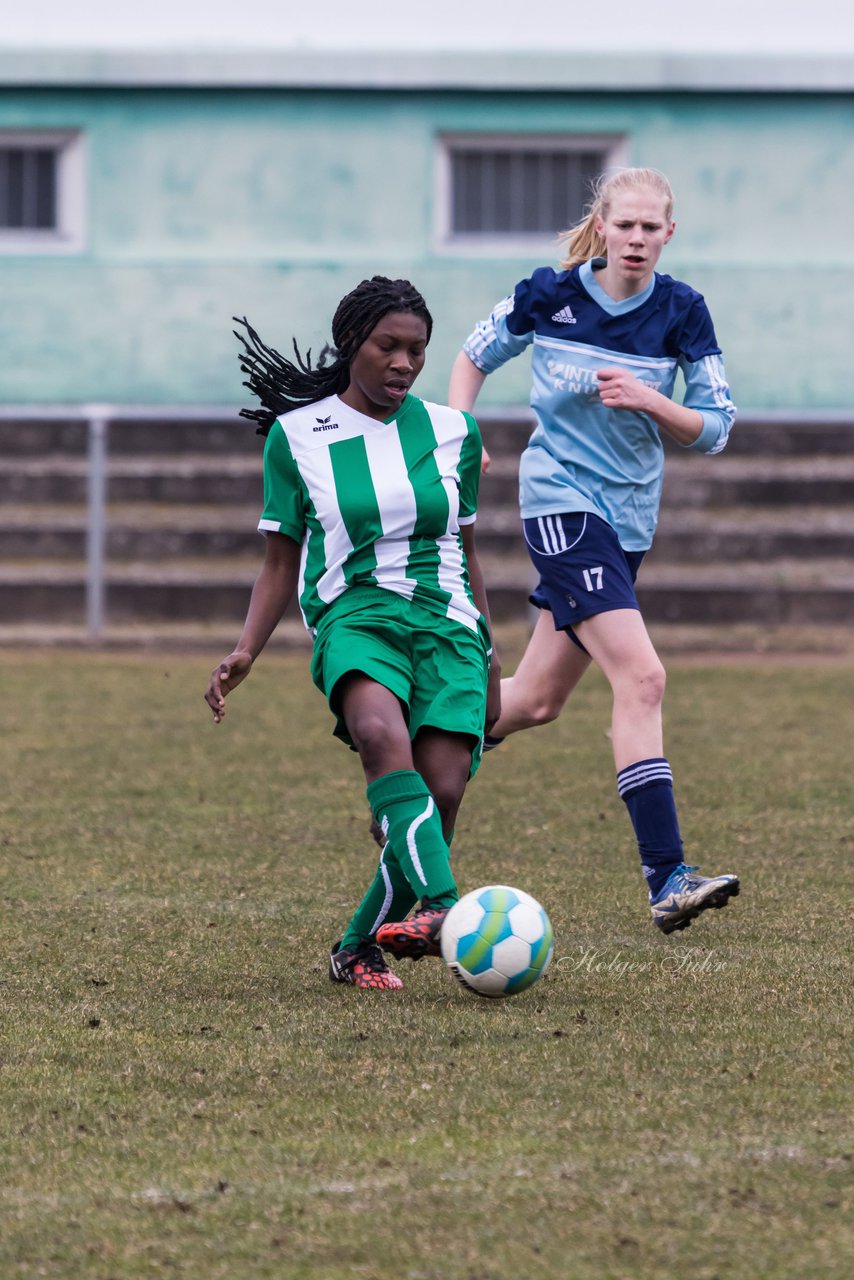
[1,643,852,1279]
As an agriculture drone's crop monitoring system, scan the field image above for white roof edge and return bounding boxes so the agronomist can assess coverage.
[0,48,853,91]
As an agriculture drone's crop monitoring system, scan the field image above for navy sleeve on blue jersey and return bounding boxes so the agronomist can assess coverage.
[462,275,539,372]
[673,292,722,362]
[668,292,735,453]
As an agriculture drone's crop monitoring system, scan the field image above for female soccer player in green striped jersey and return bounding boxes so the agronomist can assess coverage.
[205,277,500,990]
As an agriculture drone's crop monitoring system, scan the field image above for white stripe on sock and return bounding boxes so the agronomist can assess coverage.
[367,850,395,936]
[617,760,673,797]
[406,797,434,887]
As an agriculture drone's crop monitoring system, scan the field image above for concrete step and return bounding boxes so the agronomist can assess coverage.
[634,559,854,625]
[481,554,854,626]
[6,555,854,627]
[0,618,851,660]
[0,619,313,651]
[481,415,854,458]
[679,418,854,458]
[0,455,264,505]
[6,451,853,510]
[647,506,854,563]
[479,454,854,511]
[4,413,852,462]
[0,504,262,559]
[4,420,854,508]
[7,497,854,564]
[3,411,853,458]
[0,414,258,457]
[0,501,526,560]
[4,618,854,661]
[0,418,89,456]
[0,560,263,624]
[480,505,854,564]
[660,456,854,508]
[1,563,533,624]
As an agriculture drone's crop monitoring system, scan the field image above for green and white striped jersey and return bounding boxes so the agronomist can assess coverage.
[258,393,484,635]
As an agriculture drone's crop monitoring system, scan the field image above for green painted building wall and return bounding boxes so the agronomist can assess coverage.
[1,56,852,410]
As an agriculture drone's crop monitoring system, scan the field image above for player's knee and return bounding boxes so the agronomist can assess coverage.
[610,657,666,716]
[350,713,409,775]
[634,659,667,711]
[428,777,465,833]
[526,687,567,726]
[422,758,469,835]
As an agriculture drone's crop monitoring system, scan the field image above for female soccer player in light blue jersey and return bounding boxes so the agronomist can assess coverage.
[205,277,500,989]
[449,167,740,935]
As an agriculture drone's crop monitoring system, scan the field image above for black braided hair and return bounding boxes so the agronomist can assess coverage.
[234,276,433,435]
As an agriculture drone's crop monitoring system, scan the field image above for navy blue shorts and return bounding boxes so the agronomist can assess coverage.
[524,512,646,643]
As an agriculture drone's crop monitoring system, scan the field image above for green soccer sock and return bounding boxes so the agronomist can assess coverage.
[340,844,418,951]
[366,770,458,909]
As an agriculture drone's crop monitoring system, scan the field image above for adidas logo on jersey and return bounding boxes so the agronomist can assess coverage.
[551,305,577,325]
[313,415,339,432]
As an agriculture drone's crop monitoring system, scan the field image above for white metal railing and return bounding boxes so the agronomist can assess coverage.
[85,408,108,635]
[0,404,244,638]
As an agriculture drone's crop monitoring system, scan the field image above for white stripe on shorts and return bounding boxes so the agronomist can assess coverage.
[531,513,587,557]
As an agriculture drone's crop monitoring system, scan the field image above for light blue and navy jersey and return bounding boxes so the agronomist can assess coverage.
[463,259,735,551]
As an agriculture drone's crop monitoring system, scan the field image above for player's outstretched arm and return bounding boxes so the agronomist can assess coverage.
[204,532,301,723]
[449,352,492,473]
[448,351,486,412]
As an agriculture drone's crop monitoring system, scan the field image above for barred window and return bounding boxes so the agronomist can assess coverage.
[437,134,626,251]
[0,131,84,252]
[0,145,58,229]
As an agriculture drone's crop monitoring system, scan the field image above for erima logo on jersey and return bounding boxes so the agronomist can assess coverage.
[313,415,339,432]
[551,306,577,325]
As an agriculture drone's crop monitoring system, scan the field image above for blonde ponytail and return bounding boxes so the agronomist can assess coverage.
[559,167,674,270]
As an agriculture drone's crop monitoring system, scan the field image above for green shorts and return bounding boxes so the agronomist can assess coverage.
[310,587,490,774]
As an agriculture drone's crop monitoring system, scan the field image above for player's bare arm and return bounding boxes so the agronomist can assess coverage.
[448,351,492,473]
[204,532,301,722]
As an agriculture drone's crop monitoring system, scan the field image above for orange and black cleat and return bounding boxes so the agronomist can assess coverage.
[376,906,448,961]
[328,940,404,990]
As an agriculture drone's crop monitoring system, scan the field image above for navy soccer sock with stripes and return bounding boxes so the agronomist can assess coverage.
[617,758,684,900]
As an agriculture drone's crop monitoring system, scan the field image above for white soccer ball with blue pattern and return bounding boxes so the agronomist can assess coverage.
[440,885,554,998]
